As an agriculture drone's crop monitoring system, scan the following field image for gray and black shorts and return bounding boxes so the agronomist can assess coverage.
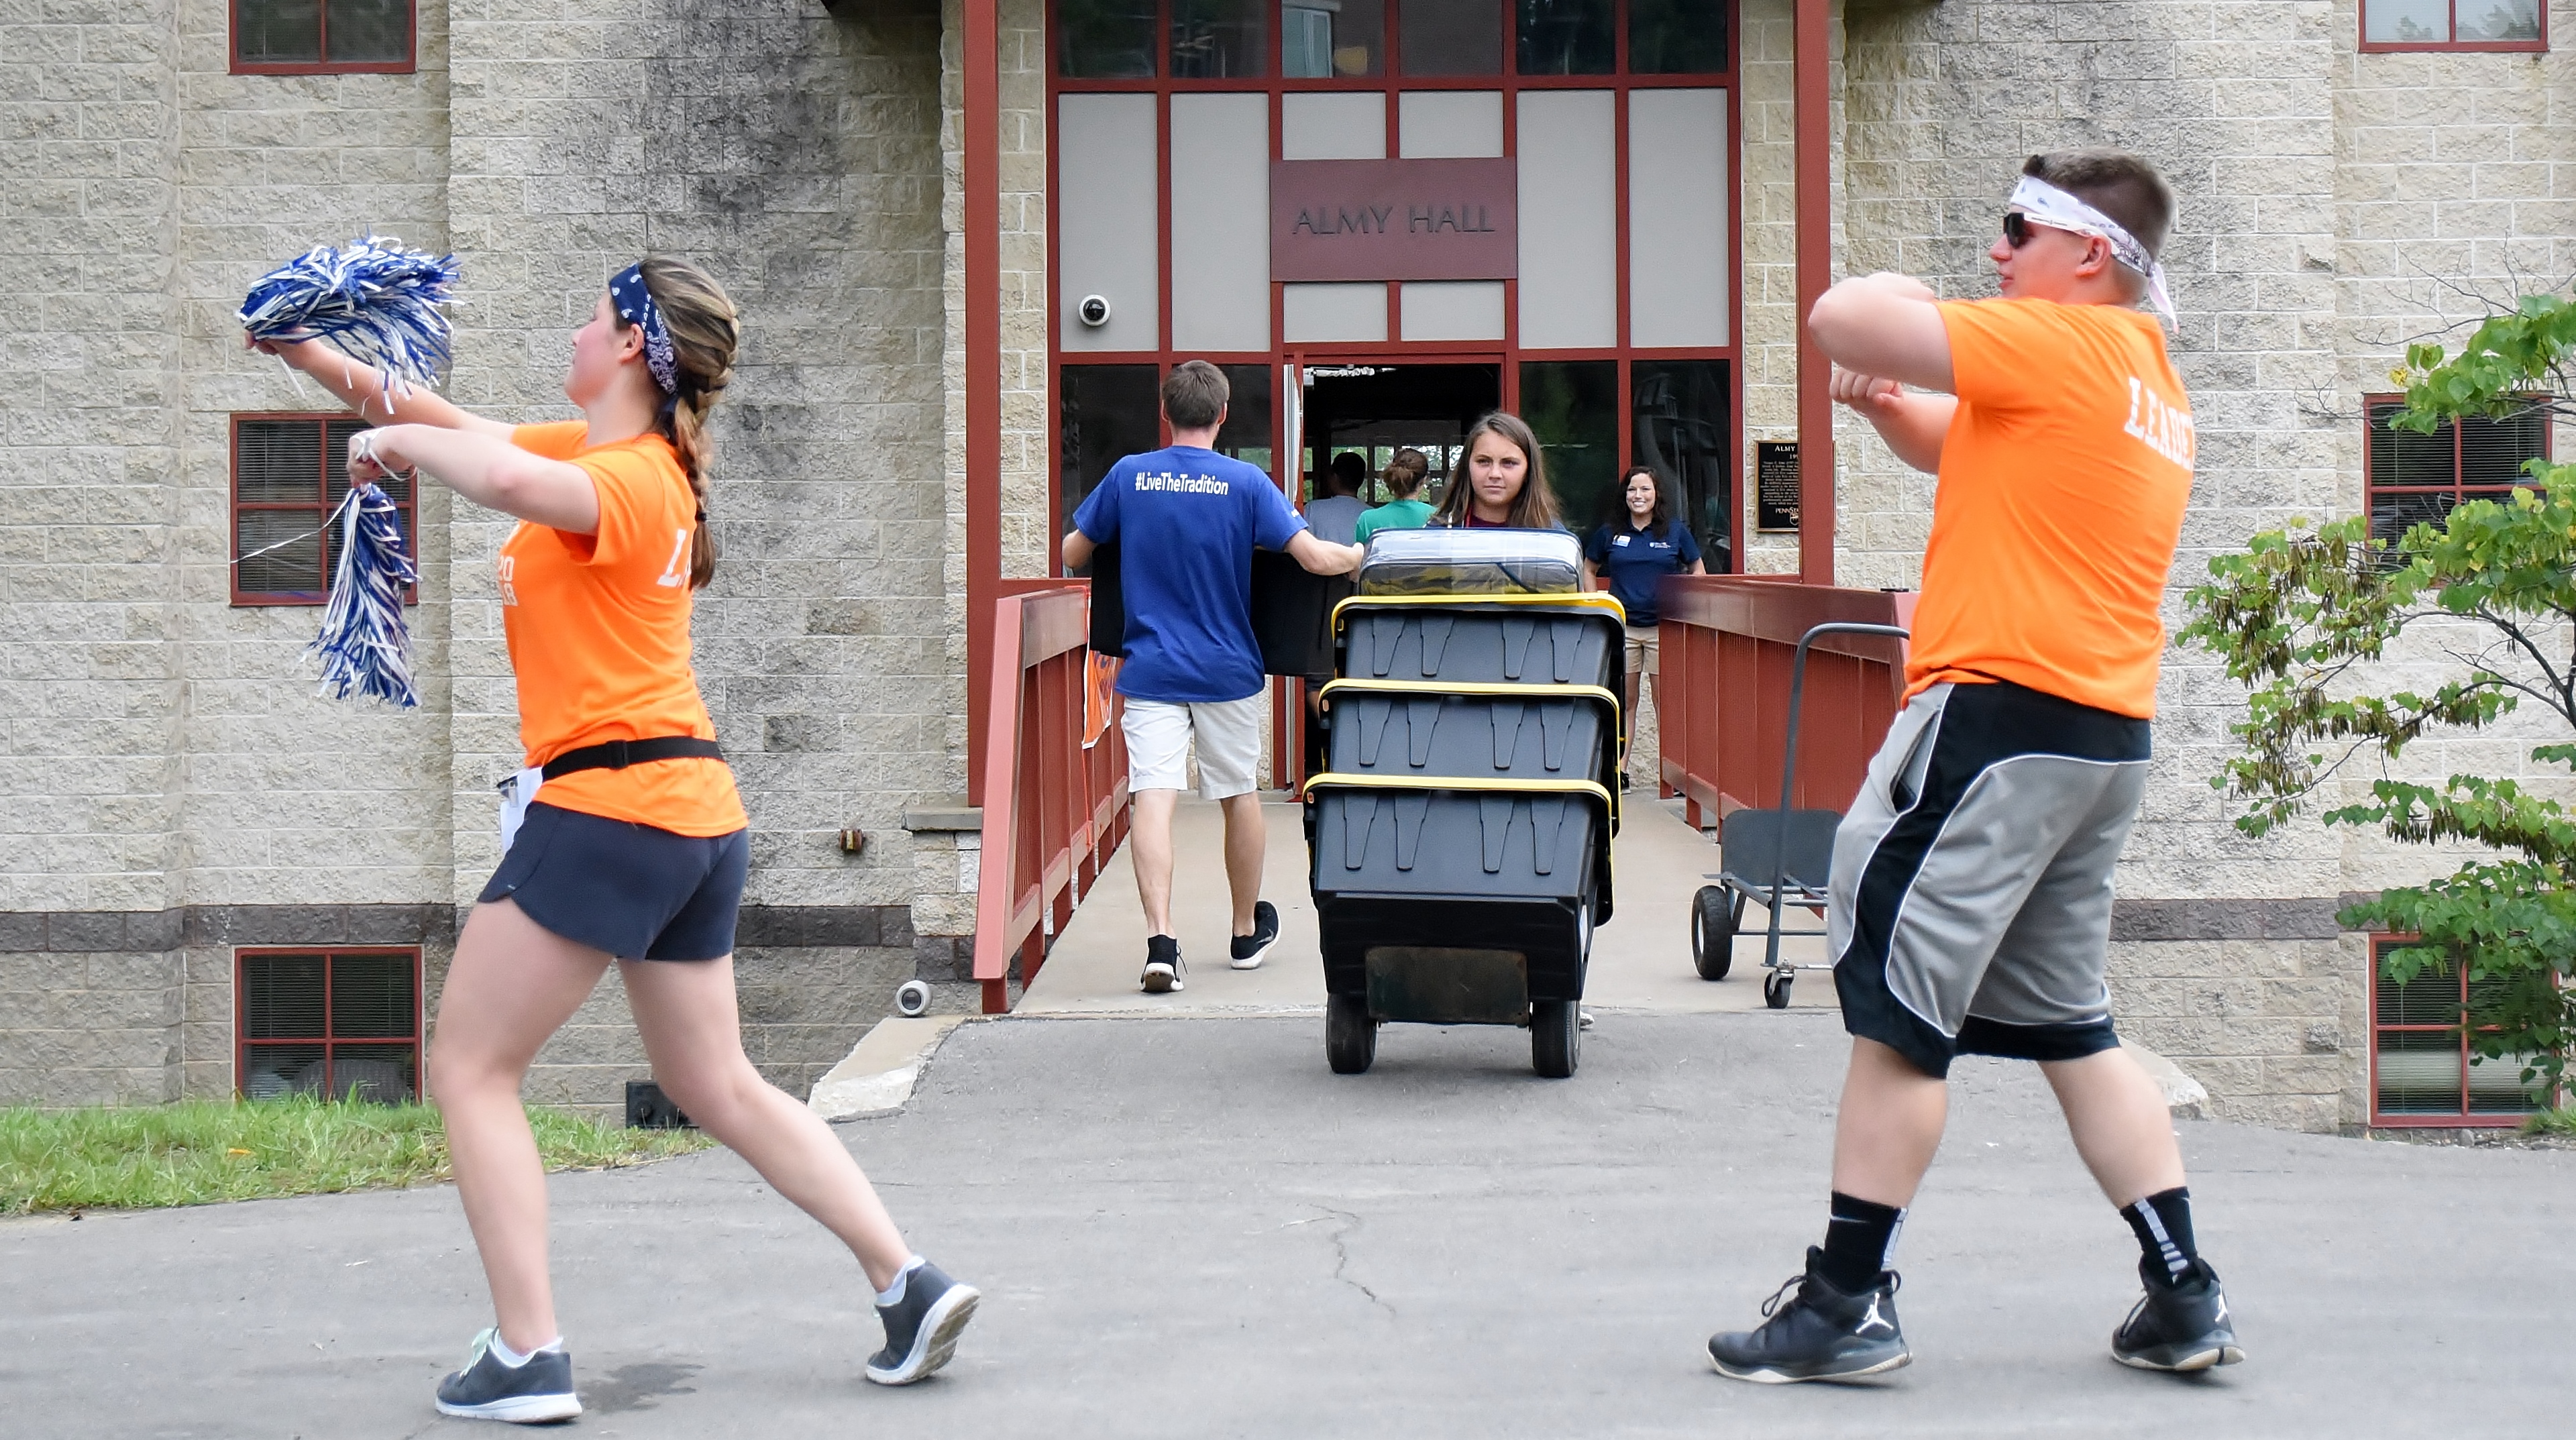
[1828,678,2150,1078]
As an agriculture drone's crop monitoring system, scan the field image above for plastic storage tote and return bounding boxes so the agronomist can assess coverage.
[1356,527,1586,597]
[1305,775,1612,1078]
[1336,595,1627,695]
[1319,679,1623,820]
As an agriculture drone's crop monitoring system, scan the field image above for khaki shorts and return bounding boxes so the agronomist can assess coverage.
[1623,625,1659,678]
[1121,694,1265,799]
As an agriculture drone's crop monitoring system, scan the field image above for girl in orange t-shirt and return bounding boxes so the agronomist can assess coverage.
[252,258,976,1419]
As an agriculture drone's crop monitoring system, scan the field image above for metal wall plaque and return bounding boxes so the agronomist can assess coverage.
[1271,158,1519,282]
[1756,441,1801,533]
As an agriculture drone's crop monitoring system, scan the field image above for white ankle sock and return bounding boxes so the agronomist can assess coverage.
[490,1332,560,1368]
[875,1255,926,1307]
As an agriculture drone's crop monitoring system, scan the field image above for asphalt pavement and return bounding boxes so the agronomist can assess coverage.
[5,1011,2571,1438]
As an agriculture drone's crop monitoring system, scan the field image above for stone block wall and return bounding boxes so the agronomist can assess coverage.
[1,0,961,1109]
[174,0,458,911]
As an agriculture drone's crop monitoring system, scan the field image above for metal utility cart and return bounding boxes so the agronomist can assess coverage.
[1305,529,1625,1078]
[1690,622,1910,1009]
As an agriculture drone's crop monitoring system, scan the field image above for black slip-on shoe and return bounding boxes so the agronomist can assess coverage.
[1230,901,1280,971]
[1141,934,1185,993]
[1708,1248,1911,1384]
[434,1328,581,1423]
[867,1260,981,1386]
[2112,1258,2245,1372]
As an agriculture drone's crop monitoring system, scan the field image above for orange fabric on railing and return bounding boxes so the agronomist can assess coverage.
[1083,654,1120,749]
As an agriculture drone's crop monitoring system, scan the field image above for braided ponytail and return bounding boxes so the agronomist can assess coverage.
[626,257,739,590]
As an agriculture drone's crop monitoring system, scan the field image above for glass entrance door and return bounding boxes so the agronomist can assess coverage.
[1296,360,1502,509]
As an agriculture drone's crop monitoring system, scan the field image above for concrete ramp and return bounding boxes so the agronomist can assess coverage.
[1016,795,1834,1016]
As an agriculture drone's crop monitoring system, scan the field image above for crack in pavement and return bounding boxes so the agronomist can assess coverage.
[1315,1207,1395,1319]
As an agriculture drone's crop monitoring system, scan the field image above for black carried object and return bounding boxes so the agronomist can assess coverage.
[1690,622,1909,1008]
[543,736,724,782]
[1076,538,1355,676]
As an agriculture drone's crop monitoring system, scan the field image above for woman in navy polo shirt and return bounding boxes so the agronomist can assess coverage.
[1585,466,1705,767]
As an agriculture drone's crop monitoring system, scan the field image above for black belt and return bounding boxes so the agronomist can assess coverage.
[540,736,725,782]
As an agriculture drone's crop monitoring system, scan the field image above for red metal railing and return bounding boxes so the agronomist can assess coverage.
[1657,577,1916,831]
[971,584,1130,1013]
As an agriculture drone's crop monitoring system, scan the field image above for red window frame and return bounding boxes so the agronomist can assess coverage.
[234,946,425,1105]
[229,0,419,75]
[1046,0,1741,571]
[2361,392,2552,542]
[2368,934,2561,1127]
[2358,0,2547,52]
[231,411,417,607]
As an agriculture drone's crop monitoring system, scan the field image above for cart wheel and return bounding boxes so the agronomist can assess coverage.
[1762,970,1793,1010]
[1690,885,1735,982]
[1326,993,1377,1074]
[1532,999,1580,1078]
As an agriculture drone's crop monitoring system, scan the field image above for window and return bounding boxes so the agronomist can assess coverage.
[1631,358,1733,569]
[231,0,417,73]
[2371,936,2559,1125]
[1058,366,1165,533]
[237,948,422,1104]
[2363,394,2548,549]
[2361,0,2544,51]
[232,412,414,606]
[1520,359,1619,531]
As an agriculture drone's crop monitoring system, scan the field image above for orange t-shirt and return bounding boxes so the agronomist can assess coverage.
[1906,298,2196,719]
[499,421,746,836]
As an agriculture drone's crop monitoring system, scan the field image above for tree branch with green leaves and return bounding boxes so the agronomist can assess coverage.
[2180,292,2576,1099]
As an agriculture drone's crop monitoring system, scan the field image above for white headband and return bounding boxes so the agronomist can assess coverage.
[2008,174,2174,324]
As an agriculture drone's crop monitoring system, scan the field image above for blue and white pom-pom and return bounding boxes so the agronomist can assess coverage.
[305,480,419,708]
[239,237,460,396]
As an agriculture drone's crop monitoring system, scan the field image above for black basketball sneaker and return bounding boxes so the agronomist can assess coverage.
[2110,1258,2245,1372]
[1707,1248,1911,1384]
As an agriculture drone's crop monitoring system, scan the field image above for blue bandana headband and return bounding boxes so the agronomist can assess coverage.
[608,262,679,395]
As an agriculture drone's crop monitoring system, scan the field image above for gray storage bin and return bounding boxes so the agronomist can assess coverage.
[1307,780,1613,1015]
[1322,681,1622,814]
[1337,602,1626,694]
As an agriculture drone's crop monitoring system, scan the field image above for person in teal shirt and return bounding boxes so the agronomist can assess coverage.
[1354,448,1434,543]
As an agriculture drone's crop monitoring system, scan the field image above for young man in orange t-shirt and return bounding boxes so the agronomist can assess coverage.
[1705,151,2243,1384]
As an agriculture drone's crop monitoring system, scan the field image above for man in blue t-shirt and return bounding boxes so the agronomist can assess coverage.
[1065,361,1365,995]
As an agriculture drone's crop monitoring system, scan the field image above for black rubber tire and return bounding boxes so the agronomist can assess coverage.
[1690,885,1735,982]
[1763,970,1793,1010]
[1326,993,1377,1074]
[1532,998,1580,1078]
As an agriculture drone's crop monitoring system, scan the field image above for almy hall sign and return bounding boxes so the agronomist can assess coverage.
[1270,158,1518,282]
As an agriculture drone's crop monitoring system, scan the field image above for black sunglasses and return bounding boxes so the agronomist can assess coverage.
[2001,211,2036,247]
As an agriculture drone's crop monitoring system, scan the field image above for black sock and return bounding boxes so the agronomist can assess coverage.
[2120,1186,2199,1285]
[1817,1192,1905,1292]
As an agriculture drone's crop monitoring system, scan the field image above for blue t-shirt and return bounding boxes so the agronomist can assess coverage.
[1584,520,1701,626]
[1071,446,1309,703]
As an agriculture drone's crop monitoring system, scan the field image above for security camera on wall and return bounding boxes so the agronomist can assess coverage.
[1077,294,1112,327]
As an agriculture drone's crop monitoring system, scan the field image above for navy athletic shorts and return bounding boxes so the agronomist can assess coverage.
[478,801,750,961]
[1827,679,2151,1078]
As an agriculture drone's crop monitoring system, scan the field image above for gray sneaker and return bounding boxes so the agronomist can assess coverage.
[434,1327,581,1423]
[866,1260,981,1386]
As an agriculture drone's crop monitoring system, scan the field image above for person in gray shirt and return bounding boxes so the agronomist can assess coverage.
[1304,449,1368,544]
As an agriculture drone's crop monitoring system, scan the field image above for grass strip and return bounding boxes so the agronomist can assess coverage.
[0,1097,712,1216]
[2524,1105,2576,1138]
